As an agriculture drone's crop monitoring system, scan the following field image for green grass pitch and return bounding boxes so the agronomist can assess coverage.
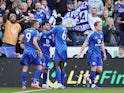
[0,87,124,93]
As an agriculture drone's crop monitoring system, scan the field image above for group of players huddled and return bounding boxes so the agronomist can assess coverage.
[19,17,106,90]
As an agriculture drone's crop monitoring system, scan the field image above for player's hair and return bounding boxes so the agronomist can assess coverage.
[94,21,101,27]
[42,20,50,26]
[30,20,38,27]
[56,17,62,25]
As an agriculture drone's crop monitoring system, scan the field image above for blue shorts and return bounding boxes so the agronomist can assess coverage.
[54,49,67,62]
[88,54,103,66]
[41,54,50,69]
[20,50,41,66]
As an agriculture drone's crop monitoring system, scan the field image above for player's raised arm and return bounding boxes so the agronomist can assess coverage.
[76,40,88,58]
[101,41,107,61]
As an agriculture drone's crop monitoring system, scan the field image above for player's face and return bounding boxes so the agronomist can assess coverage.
[35,22,40,29]
[96,22,102,32]
[45,23,51,31]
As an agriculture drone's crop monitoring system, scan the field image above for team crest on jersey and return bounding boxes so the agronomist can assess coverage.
[97,39,101,44]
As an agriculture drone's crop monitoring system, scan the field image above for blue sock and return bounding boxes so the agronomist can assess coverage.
[43,73,47,84]
[55,69,61,83]
[33,69,42,83]
[22,72,27,86]
[61,71,65,85]
[89,71,96,84]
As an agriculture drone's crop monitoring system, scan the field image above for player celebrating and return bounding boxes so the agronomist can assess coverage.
[38,21,54,89]
[44,17,67,89]
[20,20,44,90]
[77,21,107,89]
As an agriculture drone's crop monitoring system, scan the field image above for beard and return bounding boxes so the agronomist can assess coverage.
[10,20,16,23]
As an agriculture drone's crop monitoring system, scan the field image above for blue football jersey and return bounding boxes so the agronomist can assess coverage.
[87,31,104,57]
[45,25,68,61]
[38,31,54,56]
[21,28,41,66]
[50,25,67,51]
[23,28,39,50]
[34,11,47,26]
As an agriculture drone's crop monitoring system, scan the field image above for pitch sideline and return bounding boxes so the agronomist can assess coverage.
[12,88,51,93]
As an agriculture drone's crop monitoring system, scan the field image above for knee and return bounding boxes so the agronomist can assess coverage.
[97,69,103,73]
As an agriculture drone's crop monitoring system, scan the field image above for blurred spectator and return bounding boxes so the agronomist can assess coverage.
[88,7,102,31]
[114,0,124,32]
[55,0,67,17]
[20,13,35,31]
[114,46,124,58]
[26,0,35,13]
[73,32,84,46]
[64,0,74,16]
[104,0,114,17]
[117,10,124,46]
[9,1,21,20]
[33,2,47,26]
[5,0,13,9]
[6,0,21,9]
[114,0,124,22]
[2,13,21,46]
[72,0,82,9]
[88,0,104,16]
[63,0,77,46]
[103,17,121,46]
[101,9,110,27]
[41,0,51,19]
[47,0,56,11]
[2,13,21,57]
[0,16,3,46]
[17,2,29,31]
[0,1,6,16]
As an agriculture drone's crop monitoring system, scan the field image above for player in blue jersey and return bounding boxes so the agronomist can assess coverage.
[38,21,54,89]
[44,17,67,89]
[20,20,44,90]
[77,21,107,89]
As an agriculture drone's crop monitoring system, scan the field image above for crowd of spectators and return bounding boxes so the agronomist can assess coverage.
[0,0,124,58]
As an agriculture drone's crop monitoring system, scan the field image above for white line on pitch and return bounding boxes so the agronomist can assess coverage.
[12,88,51,93]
